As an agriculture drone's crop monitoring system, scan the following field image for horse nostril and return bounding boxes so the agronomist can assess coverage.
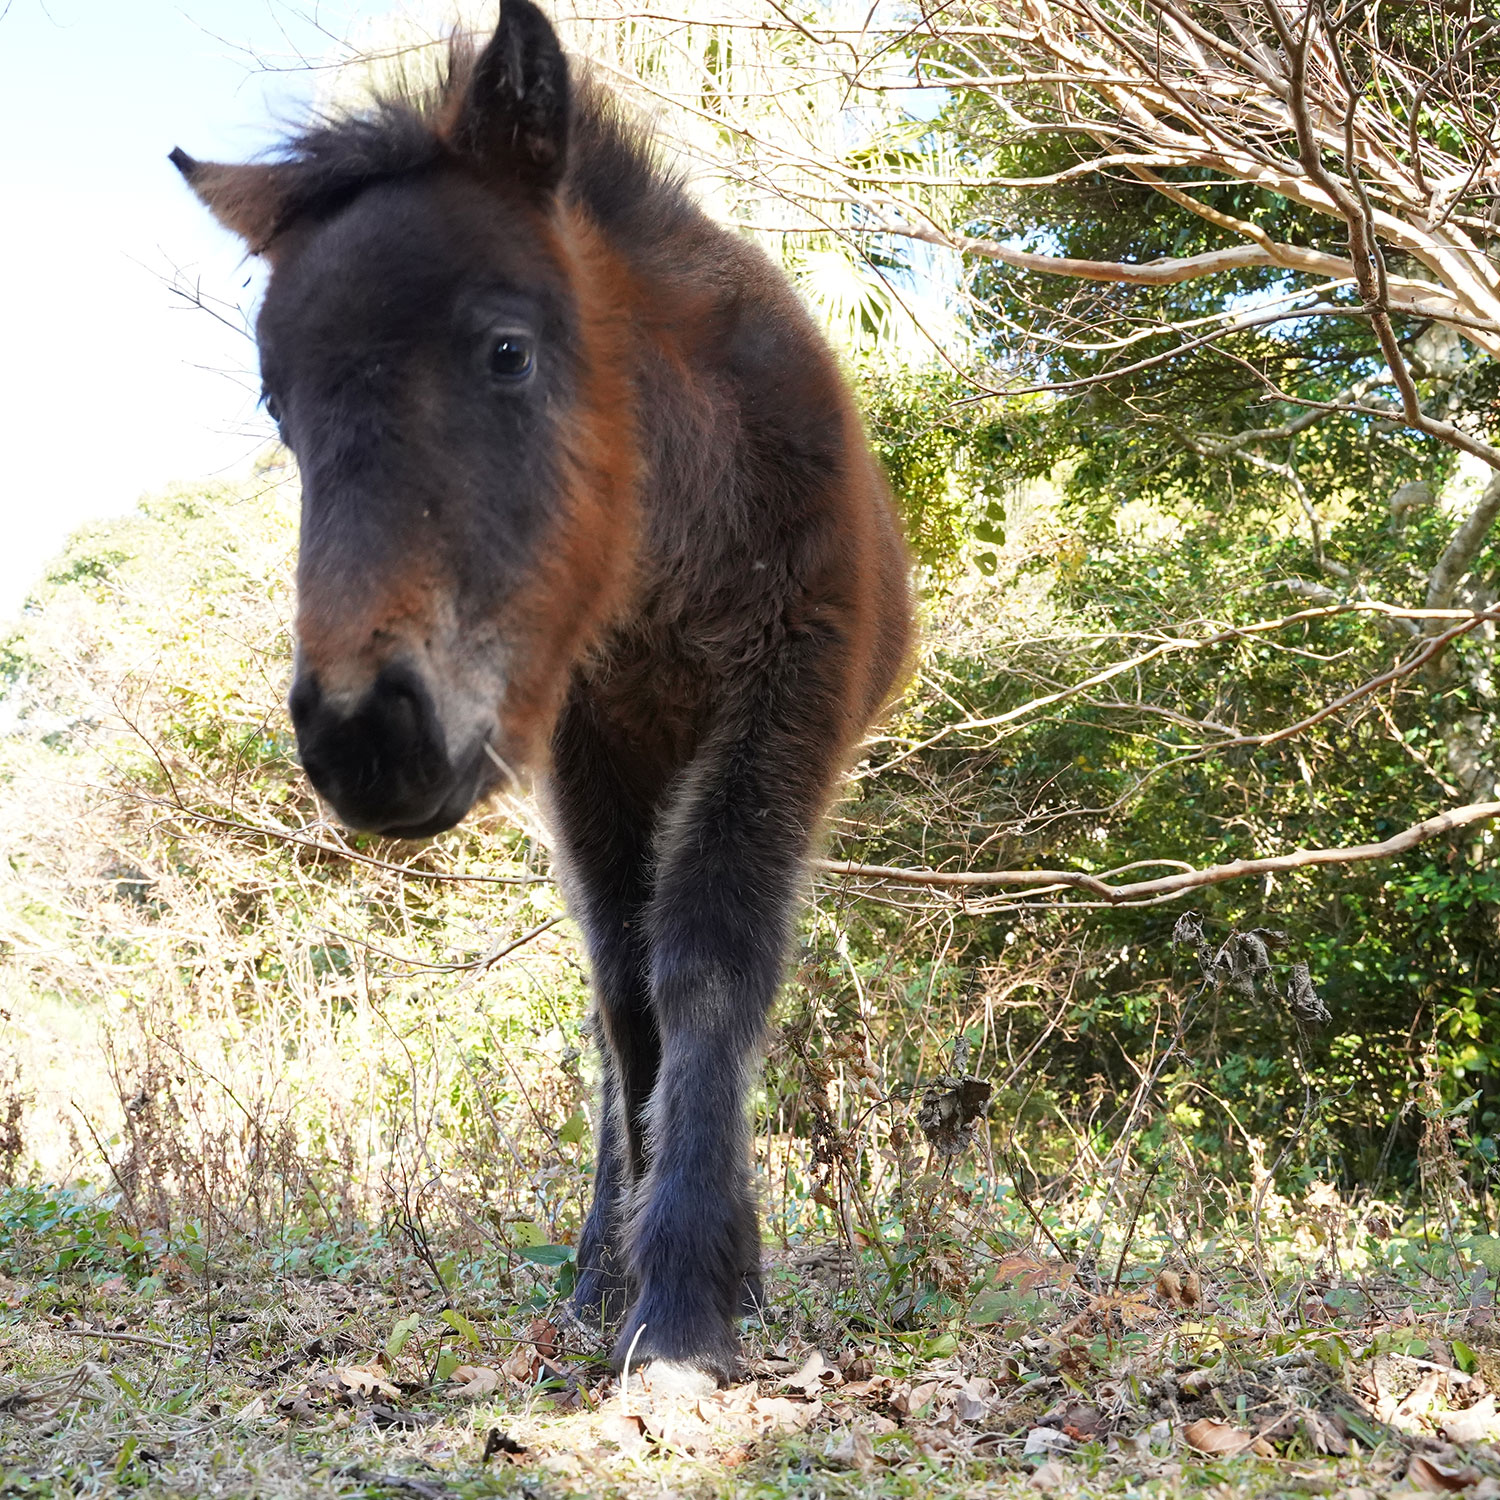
[374,673,423,738]
[288,663,456,832]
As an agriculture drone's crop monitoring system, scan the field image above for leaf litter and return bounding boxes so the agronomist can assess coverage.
[4,1240,1500,1497]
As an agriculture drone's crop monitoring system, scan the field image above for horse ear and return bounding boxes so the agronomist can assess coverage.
[170,148,289,254]
[451,0,569,195]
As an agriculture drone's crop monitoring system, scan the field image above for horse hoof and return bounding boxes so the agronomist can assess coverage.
[637,1361,719,1400]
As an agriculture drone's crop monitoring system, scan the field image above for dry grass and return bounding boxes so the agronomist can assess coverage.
[3,1203,1500,1500]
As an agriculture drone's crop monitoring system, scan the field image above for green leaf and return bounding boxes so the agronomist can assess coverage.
[435,1349,462,1381]
[969,1291,1013,1325]
[386,1311,422,1360]
[511,1221,546,1249]
[113,1435,138,1480]
[1464,1235,1500,1276]
[440,1308,482,1348]
[519,1244,575,1268]
[1453,1339,1478,1374]
[557,1112,588,1146]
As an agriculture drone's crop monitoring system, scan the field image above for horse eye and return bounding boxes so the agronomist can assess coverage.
[488,334,534,382]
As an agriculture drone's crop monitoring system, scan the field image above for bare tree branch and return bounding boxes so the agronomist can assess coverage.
[818,800,1500,906]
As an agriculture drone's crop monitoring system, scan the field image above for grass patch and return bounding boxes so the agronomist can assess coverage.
[3,1183,1500,1498]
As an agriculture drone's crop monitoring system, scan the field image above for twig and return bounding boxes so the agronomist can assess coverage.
[818,799,1500,905]
[49,1325,192,1354]
[1111,1158,1163,1292]
[116,790,551,886]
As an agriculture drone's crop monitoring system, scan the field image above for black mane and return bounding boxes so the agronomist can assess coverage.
[271,40,696,246]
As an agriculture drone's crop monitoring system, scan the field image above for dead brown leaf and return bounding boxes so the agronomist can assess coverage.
[1061,1403,1104,1441]
[1443,1395,1500,1445]
[1182,1417,1271,1457]
[1302,1410,1350,1456]
[744,1395,818,1435]
[502,1344,539,1385]
[890,1380,942,1418]
[449,1365,503,1398]
[828,1425,877,1475]
[994,1253,1076,1292]
[953,1377,996,1423]
[790,1350,843,1393]
[1407,1454,1482,1491]
[1157,1267,1202,1309]
[333,1364,400,1402]
[527,1317,560,1361]
[1031,1458,1070,1490]
[599,1410,648,1456]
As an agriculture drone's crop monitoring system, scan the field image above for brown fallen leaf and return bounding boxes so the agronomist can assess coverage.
[953,1378,996,1423]
[1406,1454,1482,1492]
[1031,1458,1070,1491]
[790,1350,843,1393]
[599,1411,648,1456]
[1157,1269,1183,1305]
[890,1380,942,1418]
[275,1395,322,1423]
[744,1395,817,1436]
[502,1344,539,1385]
[992,1253,1076,1292]
[828,1425,877,1475]
[368,1402,437,1429]
[1443,1395,1500,1446]
[1061,1403,1104,1441]
[1406,1371,1447,1414]
[1181,1270,1202,1307]
[1302,1410,1350,1456]
[1182,1417,1272,1457]
[640,1406,715,1455]
[450,1365,503,1398]
[334,1363,401,1402]
[527,1317,560,1362]
[1024,1427,1075,1457]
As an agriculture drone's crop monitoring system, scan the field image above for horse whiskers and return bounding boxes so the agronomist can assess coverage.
[482,740,518,782]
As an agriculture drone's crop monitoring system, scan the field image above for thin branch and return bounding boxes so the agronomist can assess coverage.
[818,801,1500,906]
[113,790,551,887]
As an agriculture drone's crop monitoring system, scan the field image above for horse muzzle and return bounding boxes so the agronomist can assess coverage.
[288,661,493,838]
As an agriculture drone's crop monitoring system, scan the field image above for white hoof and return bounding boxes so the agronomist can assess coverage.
[640,1360,717,1401]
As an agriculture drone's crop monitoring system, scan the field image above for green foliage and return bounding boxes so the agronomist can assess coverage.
[858,365,1037,585]
[0,1185,147,1280]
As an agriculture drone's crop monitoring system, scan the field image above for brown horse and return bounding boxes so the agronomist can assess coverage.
[173,0,911,1387]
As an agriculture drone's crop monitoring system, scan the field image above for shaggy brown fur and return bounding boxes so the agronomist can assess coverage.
[174,0,912,1382]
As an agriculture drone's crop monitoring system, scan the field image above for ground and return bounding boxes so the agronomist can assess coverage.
[4,1210,1500,1500]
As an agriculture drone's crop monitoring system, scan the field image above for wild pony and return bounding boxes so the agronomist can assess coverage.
[173,0,911,1387]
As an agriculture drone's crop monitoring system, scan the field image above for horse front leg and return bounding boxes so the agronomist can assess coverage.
[615,666,852,1387]
[545,694,662,1332]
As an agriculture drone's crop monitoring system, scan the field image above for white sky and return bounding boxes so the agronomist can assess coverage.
[0,0,406,617]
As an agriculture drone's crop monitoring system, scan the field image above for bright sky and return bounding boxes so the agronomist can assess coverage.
[0,0,404,616]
